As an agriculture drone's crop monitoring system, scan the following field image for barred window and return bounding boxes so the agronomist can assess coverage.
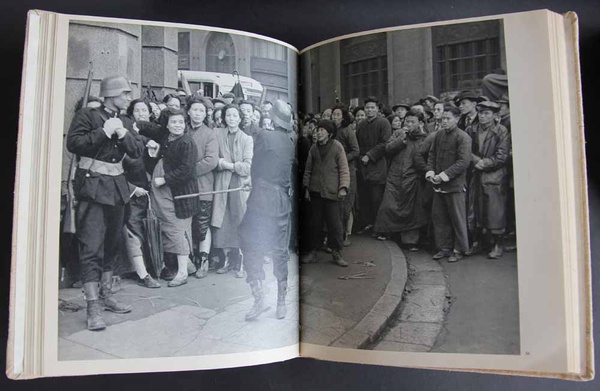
[340,33,388,105]
[342,57,388,104]
[437,38,500,92]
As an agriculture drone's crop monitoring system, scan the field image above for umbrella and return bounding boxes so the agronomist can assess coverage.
[142,196,163,278]
[230,70,245,99]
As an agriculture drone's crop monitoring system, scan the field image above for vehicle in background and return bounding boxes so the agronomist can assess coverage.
[178,70,264,103]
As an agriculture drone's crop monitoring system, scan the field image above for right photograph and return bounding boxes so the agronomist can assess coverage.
[298,18,519,355]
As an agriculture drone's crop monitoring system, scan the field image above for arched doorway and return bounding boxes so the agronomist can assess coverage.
[206,32,236,74]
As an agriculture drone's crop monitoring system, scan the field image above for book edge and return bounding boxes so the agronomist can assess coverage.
[563,9,595,382]
[6,8,46,381]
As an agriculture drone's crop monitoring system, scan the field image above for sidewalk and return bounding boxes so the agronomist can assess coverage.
[300,235,407,348]
[58,256,299,360]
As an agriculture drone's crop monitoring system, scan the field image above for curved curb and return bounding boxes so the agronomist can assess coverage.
[330,240,408,349]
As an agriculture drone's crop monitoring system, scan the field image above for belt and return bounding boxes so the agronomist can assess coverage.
[79,156,124,176]
[257,178,291,196]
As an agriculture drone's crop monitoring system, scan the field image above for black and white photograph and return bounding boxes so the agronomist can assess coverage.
[57,18,300,360]
[298,19,520,355]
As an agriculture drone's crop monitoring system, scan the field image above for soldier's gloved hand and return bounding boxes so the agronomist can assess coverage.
[103,118,123,138]
[114,125,128,139]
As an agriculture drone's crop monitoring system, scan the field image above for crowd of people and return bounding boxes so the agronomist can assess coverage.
[297,88,514,266]
[62,75,296,331]
[60,72,515,332]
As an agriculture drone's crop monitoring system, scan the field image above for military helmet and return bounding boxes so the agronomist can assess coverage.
[269,99,293,131]
[99,76,132,98]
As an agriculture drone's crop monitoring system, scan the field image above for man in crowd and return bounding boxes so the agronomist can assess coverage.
[392,103,410,123]
[454,90,483,130]
[239,100,263,138]
[467,101,511,259]
[66,76,144,331]
[355,96,392,234]
[497,94,511,132]
[423,106,472,262]
[240,100,295,321]
[421,95,439,110]
[428,101,445,133]
[261,100,273,118]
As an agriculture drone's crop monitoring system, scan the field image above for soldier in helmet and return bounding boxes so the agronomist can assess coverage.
[239,99,295,320]
[66,75,145,331]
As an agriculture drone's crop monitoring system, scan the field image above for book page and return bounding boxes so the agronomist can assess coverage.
[12,11,301,377]
[297,9,590,379]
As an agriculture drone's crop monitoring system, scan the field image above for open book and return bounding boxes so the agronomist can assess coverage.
[8,8,593,381]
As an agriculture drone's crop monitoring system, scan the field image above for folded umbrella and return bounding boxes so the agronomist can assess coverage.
[142,196,163,278]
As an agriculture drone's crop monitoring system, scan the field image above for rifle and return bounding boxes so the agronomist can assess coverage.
[63,62,93,234]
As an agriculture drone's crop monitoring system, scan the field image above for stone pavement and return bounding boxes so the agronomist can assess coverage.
[58,256,299,360]
[373,250,449,352]
[431,250,520,354]
[300,235,408,349]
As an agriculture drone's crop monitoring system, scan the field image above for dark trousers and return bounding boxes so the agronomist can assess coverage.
[357,182,385,230]
[307,193,343,252]
[76,200,125,283]
[191,200,213,254]
[432,191,469,254]
[240,209,290,283]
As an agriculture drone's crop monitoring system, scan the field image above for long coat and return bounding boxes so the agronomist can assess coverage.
[211,127,253,228]
[356,116,392,185]
[467,122,511,231]
[160,134,201,219]
[374,129,428,233]
[188,123,219,201]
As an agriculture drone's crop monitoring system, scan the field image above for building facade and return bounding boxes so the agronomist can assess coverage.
[301,20,506,113]
[177,30,297,107]
[65,22,295,134]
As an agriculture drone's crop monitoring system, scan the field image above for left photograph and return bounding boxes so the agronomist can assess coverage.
[58,18,299,360]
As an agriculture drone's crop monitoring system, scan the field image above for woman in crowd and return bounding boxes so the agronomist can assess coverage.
[387,114,404,140]
[352,106,366,131]
[186,96,219,278]
[332,105,359,247]
[321,108,332,121]
[301,119,350,267]
[140,108,201,287]
[260,115,274,130]
[211,104,253,278]
[123,98,161,288]
[252,107,262,127]
[148,101,162,123]
[374,109,428,249]
[163,94,182,111]
[212,107,224,128]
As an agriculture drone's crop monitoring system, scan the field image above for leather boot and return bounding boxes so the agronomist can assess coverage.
[100,272,132,313]
[276,280,287,319]
[245,280,271,321]
[332,250,348,267]
[83,282,106,331]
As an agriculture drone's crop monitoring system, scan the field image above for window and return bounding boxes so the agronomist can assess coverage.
[252,39,286,61]
[340,34,388,105]
[178,32,190,70]
[206,33,236,74]
[432,20,502,94]
[436,38,500,91]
